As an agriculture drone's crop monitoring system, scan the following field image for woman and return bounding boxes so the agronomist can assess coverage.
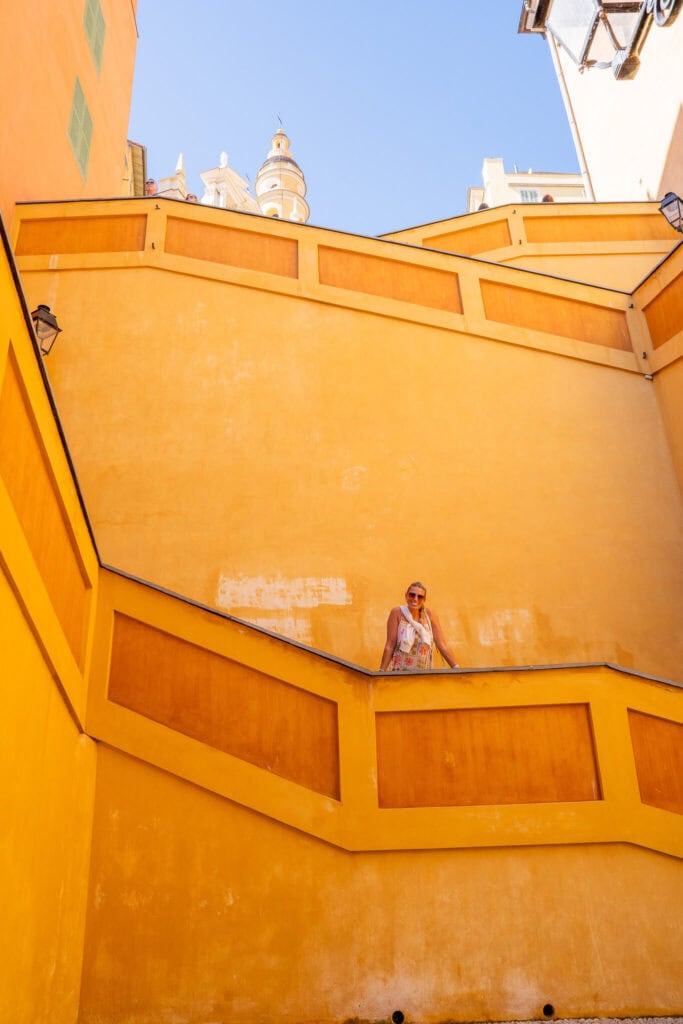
[379,581,459,671]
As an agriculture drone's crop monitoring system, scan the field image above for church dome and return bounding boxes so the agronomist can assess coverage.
[255,128,310,223]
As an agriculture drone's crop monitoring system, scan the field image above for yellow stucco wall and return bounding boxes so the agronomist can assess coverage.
[79,744,683,1024]
[3,206,683,1023]
[14,200,683,680]
[79,564,683,1021]
[2,3,682,1018]
[0,231,99,1023]
[0,568,96,1024]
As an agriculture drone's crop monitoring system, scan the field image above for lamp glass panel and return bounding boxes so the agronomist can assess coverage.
[661,195,683,228]
[584,16,617,62]
[34,321,54,343]
[601,8,642,48]
[585,11,641,63]
[547,0,599,63]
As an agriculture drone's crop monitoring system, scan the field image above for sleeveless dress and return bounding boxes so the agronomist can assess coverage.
[388,606,433,671]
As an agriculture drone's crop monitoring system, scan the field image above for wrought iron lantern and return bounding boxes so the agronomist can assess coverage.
[542,0,681,79]
[30,304,62,356]
[659,192,683,233]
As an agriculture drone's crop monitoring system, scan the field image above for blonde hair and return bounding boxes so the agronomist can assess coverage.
[406,581,427,596]
[406,581,428,621]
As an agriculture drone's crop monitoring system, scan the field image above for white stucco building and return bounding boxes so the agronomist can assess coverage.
[519,0,683,202]
[467,157,587,212]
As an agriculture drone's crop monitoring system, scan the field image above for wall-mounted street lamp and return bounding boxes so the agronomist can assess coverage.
[525,0,682,79]
[659,192,683,233]
[30,304,62,355]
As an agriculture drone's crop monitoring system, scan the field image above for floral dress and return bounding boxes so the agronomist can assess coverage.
[388,606,433,671]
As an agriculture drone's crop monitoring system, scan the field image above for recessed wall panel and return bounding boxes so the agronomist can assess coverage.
[425,219,512,256]
[108,613,340,798]
[165,218,298,277]
[376,704,600,808]
[318,246,462,313]
[481,279,631,350]
[524,213,673,244]
[0,352,89,664]
[643,271,683,349]
[15,215,146,255]
[628,709,683,815]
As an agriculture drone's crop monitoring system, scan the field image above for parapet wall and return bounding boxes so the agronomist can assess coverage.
[90,568,683,858]
[13,198,683,677]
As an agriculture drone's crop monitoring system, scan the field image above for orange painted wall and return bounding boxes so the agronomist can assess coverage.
[78,745,683,1024]
[15,203,683,681]
[0,0,138,231]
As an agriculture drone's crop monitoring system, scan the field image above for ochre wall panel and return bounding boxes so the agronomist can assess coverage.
[524,214,673,244]
[14,215,147,255]
[481,279,632,350]
[108,613,340,798]
[165,217,298,277]
[629,709,683,815]
[318,246,462,312]
[643,271,683,349]
[425,218,512,256]
[376,704,600,808]
[0,353,89,664]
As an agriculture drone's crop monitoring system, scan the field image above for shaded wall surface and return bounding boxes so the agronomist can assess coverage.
[0,229,99,1023]
[634,250,683,497]
[14,199,683,679]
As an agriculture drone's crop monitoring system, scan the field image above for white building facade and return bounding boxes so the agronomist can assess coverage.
[519,0,683,202]
[468,157,587,212]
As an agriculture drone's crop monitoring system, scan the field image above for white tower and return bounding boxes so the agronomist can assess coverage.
[255,128,309,223]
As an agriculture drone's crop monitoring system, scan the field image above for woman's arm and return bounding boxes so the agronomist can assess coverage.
[379,607,401,670]
[429,609,459,668]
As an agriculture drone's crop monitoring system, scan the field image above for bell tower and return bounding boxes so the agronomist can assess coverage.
[255,128,310,223]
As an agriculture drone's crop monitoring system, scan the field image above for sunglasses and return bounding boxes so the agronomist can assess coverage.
[407,591,425,600]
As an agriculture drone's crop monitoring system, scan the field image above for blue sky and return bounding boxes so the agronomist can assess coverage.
[128,1,579,236]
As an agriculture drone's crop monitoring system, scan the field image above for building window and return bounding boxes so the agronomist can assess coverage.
[68,78,93,179]
[83,0,106,72]
[519,189,541,203]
